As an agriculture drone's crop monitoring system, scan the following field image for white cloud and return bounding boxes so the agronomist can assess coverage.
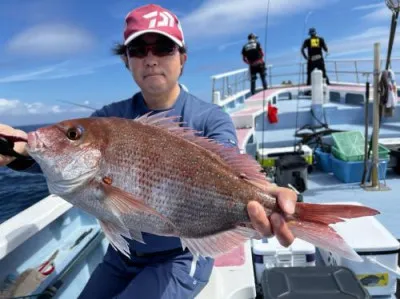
[0,59,119,83]
[361,5,391,22]
[0,99,20,112]
[328,26,399,57]
[218,40,245,52]
[0,99,50,115]
[6,24,96,57]
[0,98,93,116]
[355,2,398,22]
[353,3,383,10]
[0,62,66,83]
[181,0,336,42]
[51,105,63,113]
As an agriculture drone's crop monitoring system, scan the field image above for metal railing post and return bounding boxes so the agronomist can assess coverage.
[355,61,360,83]
[334,61,339,82]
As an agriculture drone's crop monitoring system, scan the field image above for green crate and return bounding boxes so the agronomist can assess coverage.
[377,144,390,160]
[331,131,390,161]
[331,131,365,160]
[332,144,390,161]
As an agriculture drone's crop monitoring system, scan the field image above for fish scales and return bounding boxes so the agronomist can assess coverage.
[99,120,261,237]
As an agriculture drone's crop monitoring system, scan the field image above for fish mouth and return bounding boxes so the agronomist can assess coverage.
[27,131,46,153]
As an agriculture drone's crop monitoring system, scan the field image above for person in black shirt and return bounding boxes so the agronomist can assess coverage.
[242,33,268,95]
[301,28,330,86]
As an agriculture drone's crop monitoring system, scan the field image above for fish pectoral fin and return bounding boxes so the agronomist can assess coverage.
[98,220,132,258]
[181,226,258,258]
[100,180,177,231]
[129,229,145,244]
[101,180,166,219]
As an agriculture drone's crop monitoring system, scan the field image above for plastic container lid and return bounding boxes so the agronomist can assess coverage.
[257,145,312,157]
[261,266,371,299]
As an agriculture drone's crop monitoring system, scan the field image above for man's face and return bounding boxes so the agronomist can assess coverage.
[126,33,186,96]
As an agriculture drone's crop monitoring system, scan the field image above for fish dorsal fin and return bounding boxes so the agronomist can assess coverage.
[135,111,184,130]
[135,111,271,190]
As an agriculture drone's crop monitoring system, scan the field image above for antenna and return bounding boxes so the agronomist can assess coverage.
[261,0,271,153]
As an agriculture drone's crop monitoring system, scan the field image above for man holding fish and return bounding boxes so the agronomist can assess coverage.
[0,4,377,299]
[0,4,298,299]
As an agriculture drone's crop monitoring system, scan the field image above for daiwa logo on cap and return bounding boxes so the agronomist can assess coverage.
[143,10,175,29]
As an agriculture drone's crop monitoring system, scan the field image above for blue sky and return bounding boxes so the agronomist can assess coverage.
[1,0,399,126]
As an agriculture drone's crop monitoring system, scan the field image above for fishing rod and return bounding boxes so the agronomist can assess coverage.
[57,100,97,111]
[293,11,312,150]
[261,0,270,154]
[361,77,370,185]
[385,0,400,70]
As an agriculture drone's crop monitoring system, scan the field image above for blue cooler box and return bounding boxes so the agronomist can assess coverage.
[331,155,388,183]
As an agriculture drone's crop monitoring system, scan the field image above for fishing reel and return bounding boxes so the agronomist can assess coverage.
[386,0,400,12]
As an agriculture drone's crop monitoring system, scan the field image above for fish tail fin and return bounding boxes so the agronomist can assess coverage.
[287,202,379,262]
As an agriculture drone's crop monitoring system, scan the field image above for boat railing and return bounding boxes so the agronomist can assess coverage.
[210,68,251,105]
[211,57,400,106]
[0,194,73,260]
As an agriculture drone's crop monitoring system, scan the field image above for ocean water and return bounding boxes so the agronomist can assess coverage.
[0,124,50,224]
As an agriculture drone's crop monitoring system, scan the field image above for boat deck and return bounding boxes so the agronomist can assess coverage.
[233,87,400,239]
[226,85,400,298]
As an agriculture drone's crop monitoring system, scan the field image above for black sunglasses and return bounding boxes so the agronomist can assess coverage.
[127,42,179,58]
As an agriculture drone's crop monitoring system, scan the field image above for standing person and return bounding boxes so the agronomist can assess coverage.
[301,27,330,86]
[0,4,297,299]
[242,33,268,95]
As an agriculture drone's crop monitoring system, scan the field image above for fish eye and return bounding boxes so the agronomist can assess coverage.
[66,126,83,141]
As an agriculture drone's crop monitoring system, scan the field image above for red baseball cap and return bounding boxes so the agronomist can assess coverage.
[124,4,185,47]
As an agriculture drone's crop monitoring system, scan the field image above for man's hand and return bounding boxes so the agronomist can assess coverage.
[247,185,297,247]
[0,124,28,166]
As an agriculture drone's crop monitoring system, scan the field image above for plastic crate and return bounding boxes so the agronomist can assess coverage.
[331,155,388,183]
[331,131,365,160]
[331,131,390,161]
[315,147,332,172]
[332,145,390,162]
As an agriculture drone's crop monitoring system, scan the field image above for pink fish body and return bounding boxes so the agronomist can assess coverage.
[24,112,379,261]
